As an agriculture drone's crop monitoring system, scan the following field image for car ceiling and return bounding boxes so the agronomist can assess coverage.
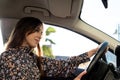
[0,0,82,22]
[0,0,83,44]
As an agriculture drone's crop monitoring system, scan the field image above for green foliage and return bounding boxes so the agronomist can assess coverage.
[45,38,55,45]
[42,26,56,58]
[42,45,54,58]
[46,27,56,36]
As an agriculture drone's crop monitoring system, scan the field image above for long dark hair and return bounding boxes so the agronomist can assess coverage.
[6,17,42,49]
[5,17,44,76]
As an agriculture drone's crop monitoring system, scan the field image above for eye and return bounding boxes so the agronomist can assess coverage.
[34,28,43,35]
[41,31,43,34]
[34,27,40,32]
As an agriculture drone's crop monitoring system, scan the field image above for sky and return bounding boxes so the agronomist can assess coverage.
[81,0,120,40]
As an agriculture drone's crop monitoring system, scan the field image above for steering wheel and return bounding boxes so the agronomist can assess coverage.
[81,41,108,80]
[87,41,108,73]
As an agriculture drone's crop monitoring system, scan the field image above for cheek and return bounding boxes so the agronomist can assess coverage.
[26,34,33,42]
[25,34,36,47]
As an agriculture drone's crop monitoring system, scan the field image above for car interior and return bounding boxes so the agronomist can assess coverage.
[0,0,120,80]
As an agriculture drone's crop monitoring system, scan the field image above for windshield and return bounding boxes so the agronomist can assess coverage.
[81,0,120,41]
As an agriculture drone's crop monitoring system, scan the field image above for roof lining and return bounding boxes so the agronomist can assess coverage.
[48,0,72,18]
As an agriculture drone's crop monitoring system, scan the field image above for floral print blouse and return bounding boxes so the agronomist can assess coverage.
[0,47,90,80]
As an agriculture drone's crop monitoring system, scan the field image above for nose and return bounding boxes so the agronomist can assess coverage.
[37,32,42,39]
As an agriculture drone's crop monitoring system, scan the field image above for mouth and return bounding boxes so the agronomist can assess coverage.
[35,38,40,43]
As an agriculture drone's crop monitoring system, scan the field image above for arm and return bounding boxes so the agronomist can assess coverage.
[41,47,98,77]
[74,71,87,80]
[87,47,99,58]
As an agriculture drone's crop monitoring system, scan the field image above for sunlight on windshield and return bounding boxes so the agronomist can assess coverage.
[81,0,120,41]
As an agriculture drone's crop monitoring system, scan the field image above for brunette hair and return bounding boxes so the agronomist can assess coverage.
[6,17,42,49]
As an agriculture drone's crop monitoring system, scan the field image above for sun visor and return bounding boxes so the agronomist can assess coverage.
[48,0,72,18]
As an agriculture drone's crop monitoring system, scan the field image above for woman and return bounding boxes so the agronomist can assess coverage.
[0,17,98,79]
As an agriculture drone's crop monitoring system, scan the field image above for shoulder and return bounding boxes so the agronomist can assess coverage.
[0,49,16,61]
[0,48,26,63]
[0,48,33,66]
[0,50,11,58]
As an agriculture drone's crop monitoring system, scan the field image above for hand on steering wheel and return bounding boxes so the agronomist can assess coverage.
[87,41,108,73]
[81,41,108,80]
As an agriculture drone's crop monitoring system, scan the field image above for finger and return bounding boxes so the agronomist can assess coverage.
[77,71,87,79]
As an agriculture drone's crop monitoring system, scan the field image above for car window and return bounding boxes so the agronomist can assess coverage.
[80,0,117,67]
[41,24,99,68]
[42,24,116,67]
[81,0,120,41]
[106,51,116,66]
[42,24,98,57]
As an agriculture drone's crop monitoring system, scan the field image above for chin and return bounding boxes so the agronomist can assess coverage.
[30,45,37,48]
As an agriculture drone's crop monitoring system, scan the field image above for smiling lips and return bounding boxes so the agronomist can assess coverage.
[35,38,40,44]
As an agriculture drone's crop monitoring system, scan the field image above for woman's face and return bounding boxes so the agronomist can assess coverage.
[22,25,43,48]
